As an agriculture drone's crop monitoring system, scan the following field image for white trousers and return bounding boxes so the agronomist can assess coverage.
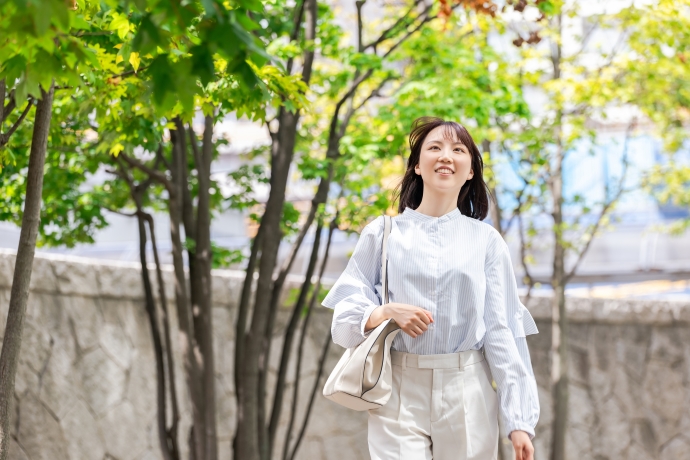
[368,350,499,460]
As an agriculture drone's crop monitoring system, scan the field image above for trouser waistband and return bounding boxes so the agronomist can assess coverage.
[391,349,484,369]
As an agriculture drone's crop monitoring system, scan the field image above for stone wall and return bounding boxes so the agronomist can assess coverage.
[0,250,689,460]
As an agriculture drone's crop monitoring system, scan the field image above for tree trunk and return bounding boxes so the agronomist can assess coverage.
[234,225,263,427]
[135,212,174,460]
[192,115,217,460]
[0,83,53,460]
[482,139,504,235]
[169,129,206,460]
[549,13,568,460]
[269,219,323,457]
[284,213,337,460]
[146,214,180,459]
[234,0,317,446]
[237,106,300,460]
[549,142,568,460]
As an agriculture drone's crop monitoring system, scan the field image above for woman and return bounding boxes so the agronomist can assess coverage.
[322,117,539,460]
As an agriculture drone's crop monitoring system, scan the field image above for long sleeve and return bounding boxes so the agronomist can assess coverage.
[322,216,385,349]
[482,230,540,440]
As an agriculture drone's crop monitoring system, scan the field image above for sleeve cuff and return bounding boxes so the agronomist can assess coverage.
[507,423,536,441]
[360,304,382,338]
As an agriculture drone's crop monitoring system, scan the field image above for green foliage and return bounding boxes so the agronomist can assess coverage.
[0,90,115,246]
[645,163,690,234]
[211,242,246,269]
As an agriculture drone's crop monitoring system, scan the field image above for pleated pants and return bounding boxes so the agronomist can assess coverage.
[367,349,499,460]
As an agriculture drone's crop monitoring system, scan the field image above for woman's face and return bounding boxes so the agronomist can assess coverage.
[414,125,474,195]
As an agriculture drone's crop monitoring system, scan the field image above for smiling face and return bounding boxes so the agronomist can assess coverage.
[413,125,474,196]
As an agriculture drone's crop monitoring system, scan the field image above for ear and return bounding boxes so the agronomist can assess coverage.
[467,169,474,180]
[414,164,421,175]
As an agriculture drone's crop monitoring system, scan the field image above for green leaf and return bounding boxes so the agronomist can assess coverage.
[71,15,91,30]
[190,45,215,85]
[129,52,141,72]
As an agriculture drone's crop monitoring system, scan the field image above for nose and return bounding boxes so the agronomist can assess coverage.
[439,147,452,161]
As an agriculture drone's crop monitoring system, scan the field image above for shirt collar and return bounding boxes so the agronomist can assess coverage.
[402,206,462,223]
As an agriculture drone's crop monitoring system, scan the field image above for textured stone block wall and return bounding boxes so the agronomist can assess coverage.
[1,250,689,460]
[524,297,690,460]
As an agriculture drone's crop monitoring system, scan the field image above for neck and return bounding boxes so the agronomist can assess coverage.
[414,190,459,217]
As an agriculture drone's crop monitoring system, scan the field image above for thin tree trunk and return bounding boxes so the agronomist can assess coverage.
[549,13,568,460]
[135,211,173,460]
[549,143,568,460]
[483,139,504,235]
[248,107,301,460]
[234,225,263,432]
[192,115,217,460]
[269,219,323,456]
[170,129,206,460]
[0,83,53,460]
[174,119,199,339]
[253,1,319,455]
[283,212,338,460]
[287,332,331,460]
[146,214,181,459]
[282,301,313,460]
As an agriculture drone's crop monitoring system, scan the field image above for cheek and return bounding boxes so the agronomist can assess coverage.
[456,156,473,172]
[419,152,437,169]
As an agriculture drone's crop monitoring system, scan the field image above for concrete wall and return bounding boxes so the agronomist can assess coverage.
[0,250,689,460]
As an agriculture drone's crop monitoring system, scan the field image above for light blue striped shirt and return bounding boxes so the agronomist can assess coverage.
[322,206,540,438]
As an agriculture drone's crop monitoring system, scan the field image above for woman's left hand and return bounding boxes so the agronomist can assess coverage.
[510,431,534,460]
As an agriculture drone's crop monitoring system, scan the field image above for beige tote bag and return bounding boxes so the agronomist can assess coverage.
[323,215,401,411]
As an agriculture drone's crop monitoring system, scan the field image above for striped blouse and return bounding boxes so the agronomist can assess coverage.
[321,206,540,439]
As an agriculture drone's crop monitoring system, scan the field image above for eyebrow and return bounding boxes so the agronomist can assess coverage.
[425,139,468,147]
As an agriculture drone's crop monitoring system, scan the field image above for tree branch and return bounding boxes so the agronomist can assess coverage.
[286,0,306,75]
[564,118,635,283]
[188,124,203,169]
[356,0,366,52]
[300,0,317,85]
[0,100,32,147]
[1,89,16,124]
[362,0,426,51]
[338,76,394,139]
[0,79,5,128]
[517,210,535,301]
[118,151,174,192]
[110,65,150,80]
[381,4,435,60]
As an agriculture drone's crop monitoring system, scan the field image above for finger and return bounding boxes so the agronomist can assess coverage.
[405,329,417,338]
[414,320,428,332]
[411,325,424,335]
[420,308,434,324]
[513,445,522,460]
[417,312,432,325]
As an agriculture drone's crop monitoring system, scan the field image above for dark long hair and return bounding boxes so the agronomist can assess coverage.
[392,117,490,220]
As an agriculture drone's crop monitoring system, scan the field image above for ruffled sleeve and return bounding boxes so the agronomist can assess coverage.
[322,216,385,349]
[482,229,540,440]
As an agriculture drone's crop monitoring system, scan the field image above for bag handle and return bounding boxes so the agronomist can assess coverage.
[381,215,391,305]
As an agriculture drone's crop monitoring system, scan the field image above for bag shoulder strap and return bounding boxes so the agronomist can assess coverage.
[381,215,391,304]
